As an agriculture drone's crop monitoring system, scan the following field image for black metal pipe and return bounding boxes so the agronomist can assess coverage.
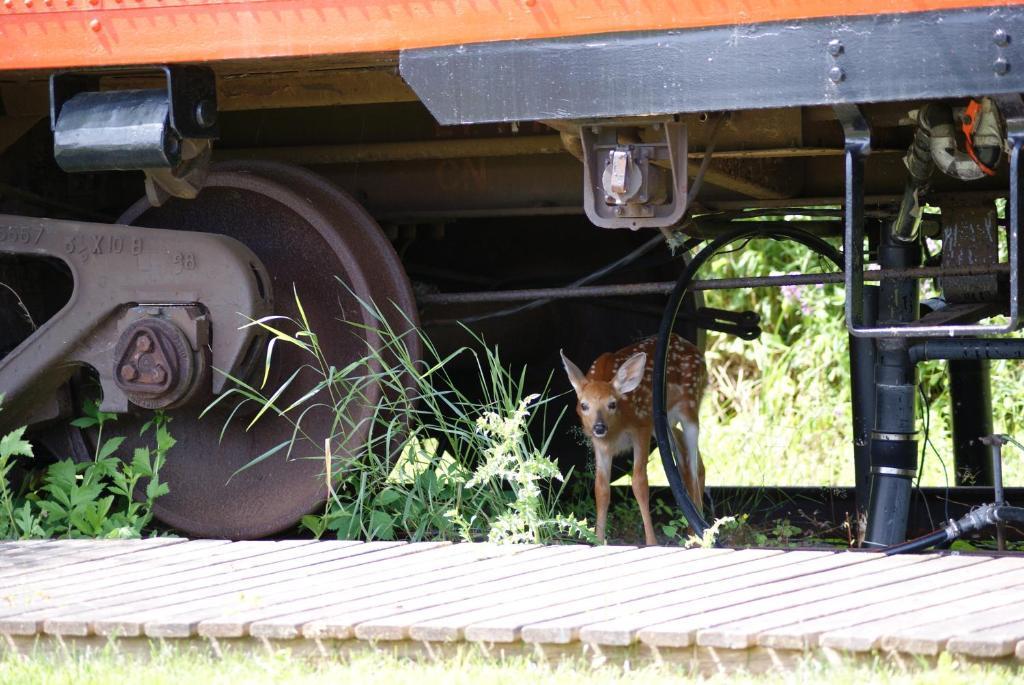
[909,339,1024,363]
[949,360,995,486]
[850,286,879,515]
[864,229,921,548]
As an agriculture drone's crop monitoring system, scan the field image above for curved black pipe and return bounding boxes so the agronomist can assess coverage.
[882,528,952,555]
[653,226,843,538]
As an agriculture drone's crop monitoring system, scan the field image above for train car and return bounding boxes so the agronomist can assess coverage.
[0,0,1022,546]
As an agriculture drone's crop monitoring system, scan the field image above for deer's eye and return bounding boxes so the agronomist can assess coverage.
[580,402,590,412]
[607,400,617,411]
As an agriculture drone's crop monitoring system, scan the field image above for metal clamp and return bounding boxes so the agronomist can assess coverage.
[838,96,1024,337]
[50,66,218,204]
[580,122,688,229]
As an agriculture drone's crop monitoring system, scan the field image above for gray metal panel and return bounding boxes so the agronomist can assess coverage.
[400,7,1024,125]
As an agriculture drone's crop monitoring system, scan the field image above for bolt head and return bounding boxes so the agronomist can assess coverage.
[828,66,845,83]
[827,39,843,56]
[120,365,138,382]
[135,335,153,353]
[152,366,167,383]
[194,100,217,128]
[995,29,1010,47]
[995,58,1011,75]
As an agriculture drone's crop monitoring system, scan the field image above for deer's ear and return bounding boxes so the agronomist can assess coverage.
[613,352,647,395]
[560,350,586,396]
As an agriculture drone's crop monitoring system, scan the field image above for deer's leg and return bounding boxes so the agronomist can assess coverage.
[670,411,703,516]
[630,429,658,546]
[594,447,612,544]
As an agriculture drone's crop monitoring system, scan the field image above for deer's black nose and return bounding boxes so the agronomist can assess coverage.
[593,422,607,438]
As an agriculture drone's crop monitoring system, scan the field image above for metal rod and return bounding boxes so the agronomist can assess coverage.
[949,360,995,487]
[981,435,1009,552]
[850,286,879,517]
[994,441,1006,552]
[418,264,1012,306]
[909,339,1024,363]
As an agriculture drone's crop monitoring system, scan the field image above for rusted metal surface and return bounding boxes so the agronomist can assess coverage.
[112,312,208,410]
[102,161,420,539]
[216,135,568,165]
[418,264,1011,307]
[940,205,1001,302]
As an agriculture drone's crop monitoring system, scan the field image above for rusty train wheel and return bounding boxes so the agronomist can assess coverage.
[73,161,419,539]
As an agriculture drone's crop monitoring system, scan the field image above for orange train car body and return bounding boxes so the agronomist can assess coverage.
[0,0,1018,72]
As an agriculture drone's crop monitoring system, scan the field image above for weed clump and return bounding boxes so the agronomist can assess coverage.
[213,285,593,544]
[0,400,172,539]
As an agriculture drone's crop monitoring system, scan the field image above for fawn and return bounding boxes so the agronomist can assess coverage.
[560,334,706,545]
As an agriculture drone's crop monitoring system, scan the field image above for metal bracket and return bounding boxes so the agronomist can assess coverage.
[50,66,218,140]
[0,214,271,429]
[50,66,218,203]
[687,306,761,341]
[840,96,1024,338]
[580,122,688,229]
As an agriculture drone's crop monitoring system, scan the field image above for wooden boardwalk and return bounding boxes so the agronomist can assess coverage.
[2,539,1024,672]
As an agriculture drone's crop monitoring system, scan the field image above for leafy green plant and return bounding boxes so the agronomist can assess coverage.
[1,401,173,540]
[214,285,594,544]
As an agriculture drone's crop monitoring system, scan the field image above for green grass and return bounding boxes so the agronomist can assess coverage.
[1,644,1021,685]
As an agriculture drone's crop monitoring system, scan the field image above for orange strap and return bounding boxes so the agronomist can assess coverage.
[962,99,998,177]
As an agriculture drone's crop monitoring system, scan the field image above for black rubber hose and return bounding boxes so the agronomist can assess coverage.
[883,505,1024,554]
[653,225,843,538]
[994,506,1024,525]
[882,528,952,556]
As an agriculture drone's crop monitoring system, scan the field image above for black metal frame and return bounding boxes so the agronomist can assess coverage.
[839,96,1024,339]
[401,7,1024,125]
[50,65,219,140]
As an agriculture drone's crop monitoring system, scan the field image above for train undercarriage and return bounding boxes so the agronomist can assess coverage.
[1,5,1023,546]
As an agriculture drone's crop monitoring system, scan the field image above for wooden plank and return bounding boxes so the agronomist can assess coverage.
[83,542,448,638]
[508,549,785,646]
[397,547,712,643]
[406,548,779,644]
[0,541,327,634]
[250,545,633,640]
[881,588,1024,655]
[202,543,582,639]
[710,555,986,649]
[819,562,1024,652]
[687,554,937,648]
[946,619,1024,658]
[476,549,819,644]
[0,540,306,617]
[576,550,840,647]
[346,544,655,643]
[29,540,407,638]
[0,538,187,581]
[626,552,879,648]
[756,555,1010,649]
[138,542,464,638]
[181,542,529,638]
[0,539,221,592]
